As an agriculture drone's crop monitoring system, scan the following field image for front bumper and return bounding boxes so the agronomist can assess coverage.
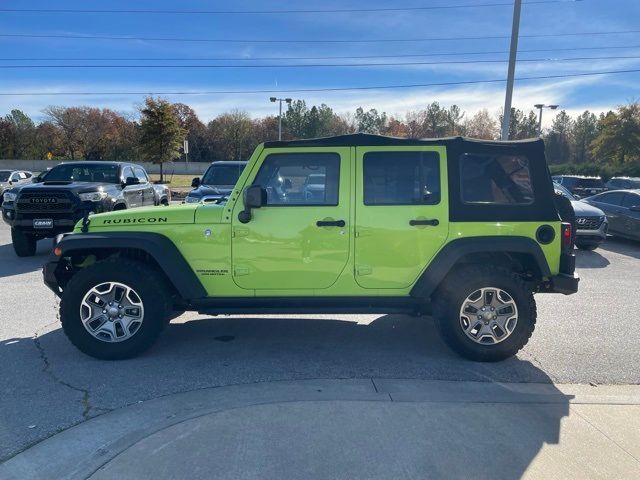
[43,258,63,296]
[576,219,608,242]
[2,204,83,236]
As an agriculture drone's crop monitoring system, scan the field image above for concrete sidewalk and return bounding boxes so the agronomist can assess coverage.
[2,379,639,480]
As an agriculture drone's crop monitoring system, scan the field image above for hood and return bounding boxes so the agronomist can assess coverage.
[188,184,234,198]
[571,200,605,217]
[82,204,199,231]
[18,181,117,195]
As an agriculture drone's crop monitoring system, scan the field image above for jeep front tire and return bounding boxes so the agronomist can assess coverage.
[434,265,536,362]
[60,258,170,360]
[11,228,37,257]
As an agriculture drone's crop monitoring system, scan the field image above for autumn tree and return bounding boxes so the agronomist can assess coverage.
[139,97,186,182]
[591,103,640,164]
[570,111,598,164]
[463,109,498,139]
[174,103,210,162]
[207,110,255,161]
[4,110,36,159]
[354,107,387,134]
[545,110,573,164]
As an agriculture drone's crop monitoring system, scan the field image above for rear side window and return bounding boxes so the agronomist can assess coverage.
[253,153,340,206]
[594,192,624,205]
[622,193,640,208]
[460,153,534,205]
[576,178,605,188]
[363,151,440,205]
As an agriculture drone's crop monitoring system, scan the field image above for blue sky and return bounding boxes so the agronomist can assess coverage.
[0,0,639,126]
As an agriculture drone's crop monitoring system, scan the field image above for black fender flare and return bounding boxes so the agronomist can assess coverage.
[52,232,207,300]
[410,236,551,298]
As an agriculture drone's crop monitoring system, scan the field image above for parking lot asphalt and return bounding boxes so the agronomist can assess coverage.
[1,222,640,462]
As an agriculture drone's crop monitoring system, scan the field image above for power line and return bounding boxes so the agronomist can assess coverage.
[1,68,637,96]
[2,44,639,62]
[1,55,638,69]
[1,29,637,44]
[0,1,583,15]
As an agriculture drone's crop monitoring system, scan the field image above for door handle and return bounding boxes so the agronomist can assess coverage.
[409,219,439,226]
[316,220,346,227]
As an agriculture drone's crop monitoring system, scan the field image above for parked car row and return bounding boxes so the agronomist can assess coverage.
[1,161,169,256]
[553,175,640,198]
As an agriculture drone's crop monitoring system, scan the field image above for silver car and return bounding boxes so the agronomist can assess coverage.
[0,170,33,204]
[554,182,608,250]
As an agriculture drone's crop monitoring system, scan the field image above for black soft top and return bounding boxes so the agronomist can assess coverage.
[264,133,544,151]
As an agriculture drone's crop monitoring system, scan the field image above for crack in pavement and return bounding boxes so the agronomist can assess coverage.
[32,333,93,420]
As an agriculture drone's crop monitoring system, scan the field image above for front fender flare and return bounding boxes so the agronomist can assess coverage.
[49,232,206,300]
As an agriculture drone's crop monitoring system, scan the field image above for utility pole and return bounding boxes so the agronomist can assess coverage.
[534,103,559,136]
[270,97,292,141]
[501,0,522,140]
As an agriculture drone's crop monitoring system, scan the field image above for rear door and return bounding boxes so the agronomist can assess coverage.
[589,192,626,233]
[621,192,640,239]
[134,166,155,206]
[354,146,448,289]
[121,166,141,208]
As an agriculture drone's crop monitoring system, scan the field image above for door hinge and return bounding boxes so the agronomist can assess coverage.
[355,265,372,276]
[233,266,250,276]
[233,227,249,238]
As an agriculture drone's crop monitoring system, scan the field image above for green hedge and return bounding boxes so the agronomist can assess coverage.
[549,162,640,181]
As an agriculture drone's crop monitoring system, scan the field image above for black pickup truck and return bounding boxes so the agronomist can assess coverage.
[2,161,157,256]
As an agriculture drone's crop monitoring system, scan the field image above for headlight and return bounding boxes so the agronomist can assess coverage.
[3,192,17,202]
[79,192,108,202]
[184,195,200,203]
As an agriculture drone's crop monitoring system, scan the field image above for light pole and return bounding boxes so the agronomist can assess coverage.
[501,0,522,140]
[270,97,292,141]
[534,104,559,136]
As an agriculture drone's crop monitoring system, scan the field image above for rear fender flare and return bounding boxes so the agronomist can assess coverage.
[410,236,551,298]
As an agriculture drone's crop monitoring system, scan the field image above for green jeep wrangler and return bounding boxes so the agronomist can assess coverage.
[43,134,578,362]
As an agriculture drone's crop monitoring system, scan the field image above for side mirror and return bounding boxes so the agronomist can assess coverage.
[629,205,640,212]
[33,176,41,183]
[191,177,200,188]
[8,180,13,185]
[123,176,140,187]
[238,185,267,224]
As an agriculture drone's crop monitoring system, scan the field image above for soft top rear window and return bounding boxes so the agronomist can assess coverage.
[459,153,534,205]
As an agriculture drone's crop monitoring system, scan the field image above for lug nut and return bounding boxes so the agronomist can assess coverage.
[102,309,106,314]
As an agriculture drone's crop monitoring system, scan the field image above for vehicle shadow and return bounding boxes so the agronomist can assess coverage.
[574,247,610,269]
[0,240,50,278]
[599,236,640,260]
[1,314,571,475]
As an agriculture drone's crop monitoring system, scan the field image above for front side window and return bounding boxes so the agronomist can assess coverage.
[253,153,340,206]
[363,151,440,205]
[460,153,534,205]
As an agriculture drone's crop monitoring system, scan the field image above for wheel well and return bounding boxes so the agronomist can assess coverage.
[449,251,544,282]
[58,248,181,304]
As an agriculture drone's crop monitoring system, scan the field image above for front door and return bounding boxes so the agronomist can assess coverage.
[232,148,351,290]
[354,147,449,289]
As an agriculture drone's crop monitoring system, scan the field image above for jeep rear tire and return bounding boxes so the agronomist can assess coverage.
[60,258,170,360]
[11,228,37,257]
[433,265,536,362]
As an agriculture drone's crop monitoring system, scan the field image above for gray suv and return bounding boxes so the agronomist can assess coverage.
[554,182,608,250]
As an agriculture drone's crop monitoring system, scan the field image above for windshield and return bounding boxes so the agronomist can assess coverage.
[0,171,10,182]
[201,163,245,186]
[42,164,120,183]
[577,178,605,188]
[553,182,576,200]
